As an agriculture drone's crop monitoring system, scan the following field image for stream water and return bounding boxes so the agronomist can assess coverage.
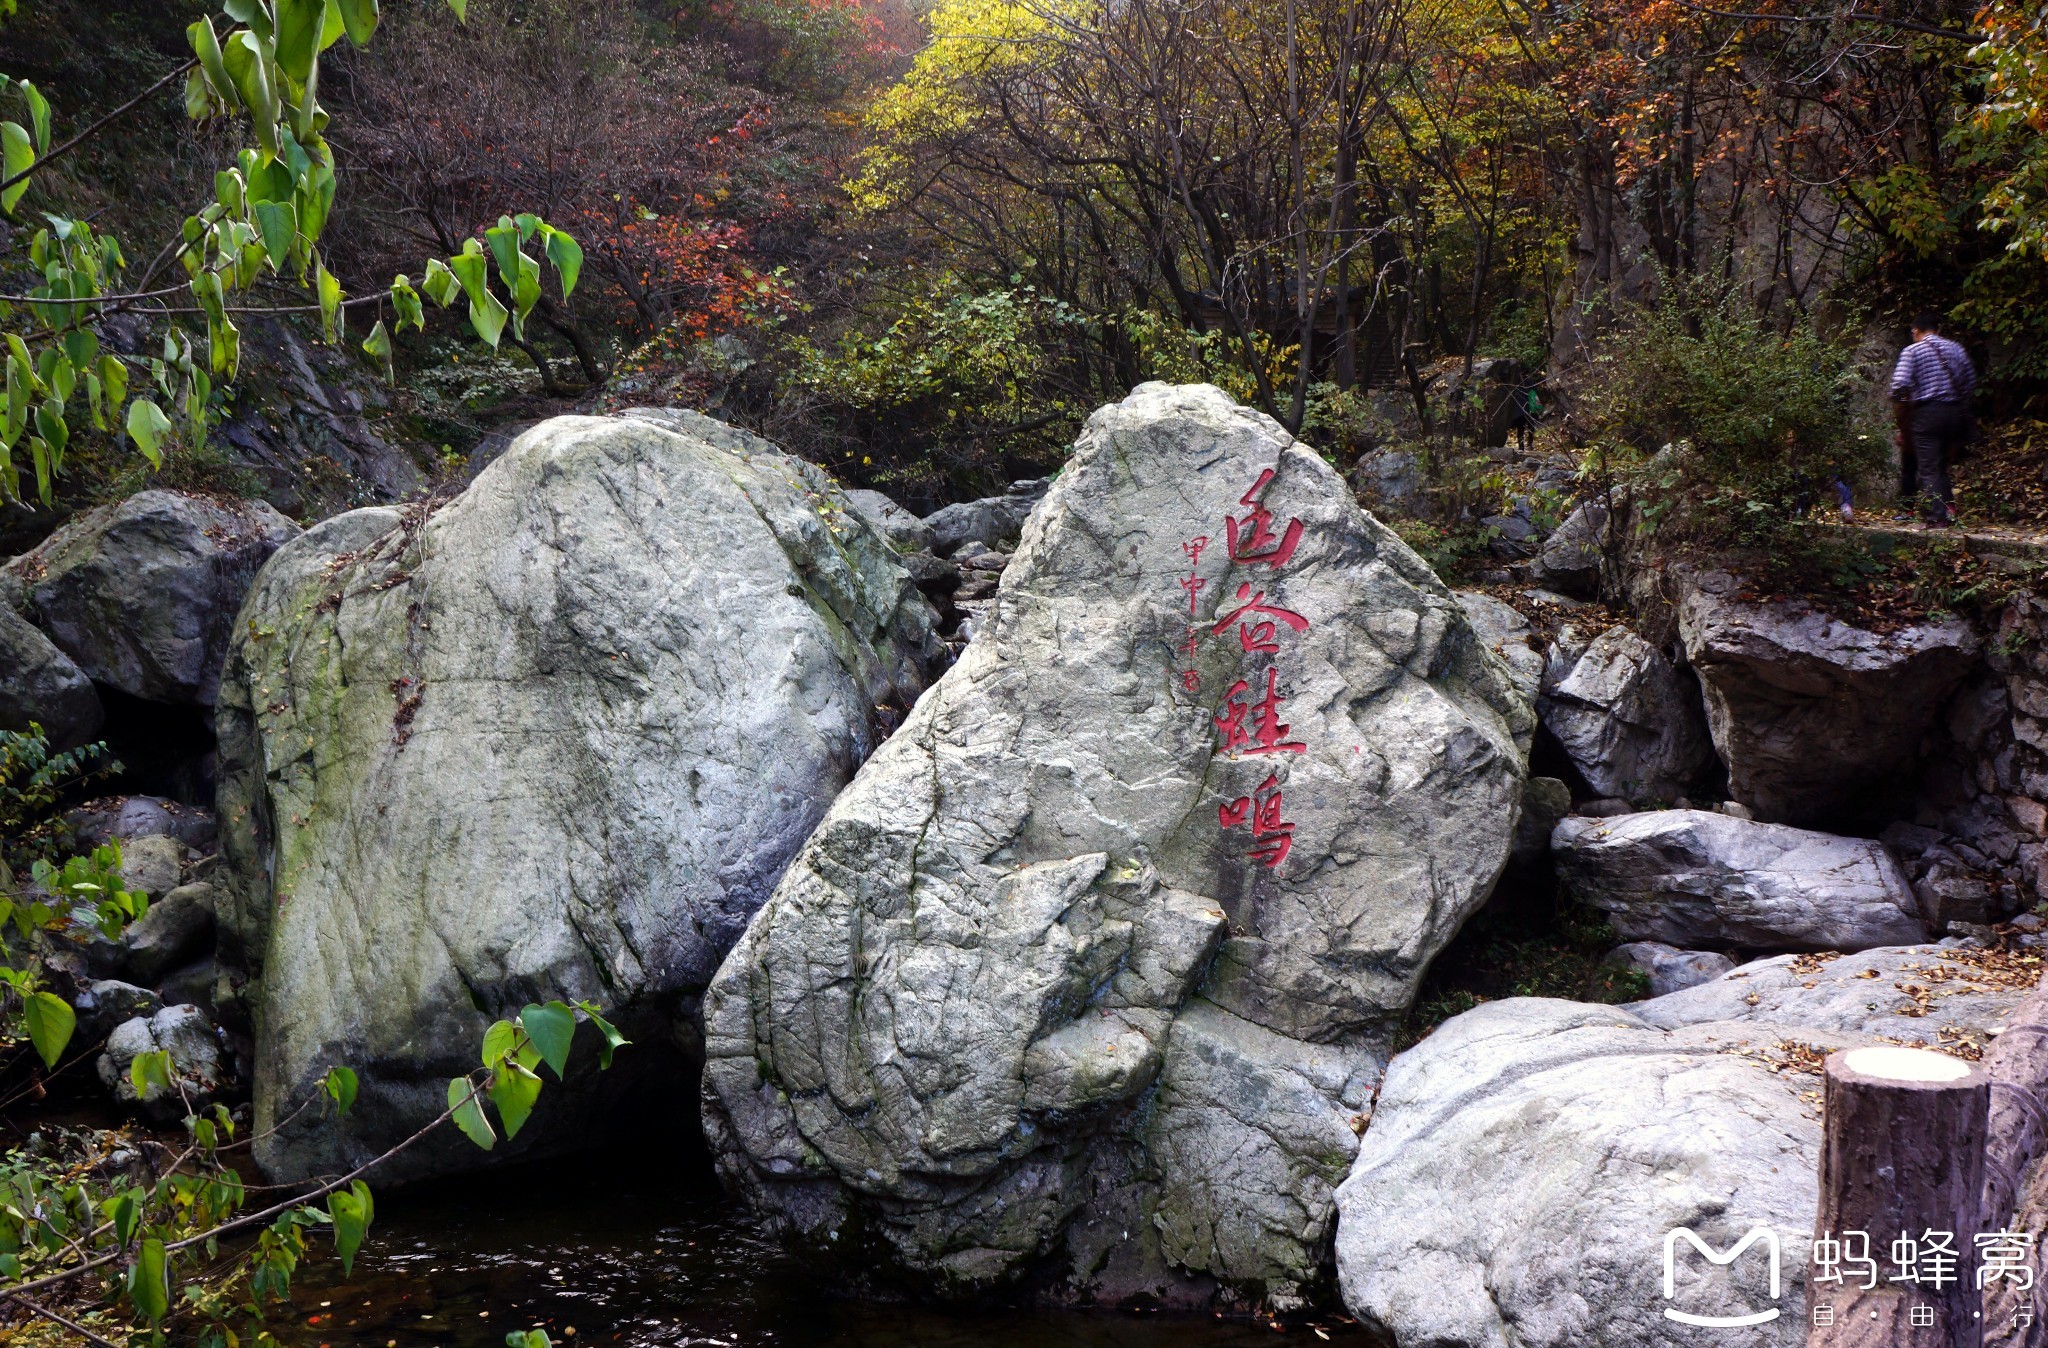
[269,1149,1364,1348]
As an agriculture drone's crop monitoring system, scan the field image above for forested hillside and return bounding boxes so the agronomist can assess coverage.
[0,0,2041,521]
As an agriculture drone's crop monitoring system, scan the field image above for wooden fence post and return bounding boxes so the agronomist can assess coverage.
[1809,1044,1991,1348]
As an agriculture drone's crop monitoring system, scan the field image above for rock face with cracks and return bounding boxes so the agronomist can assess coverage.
[215,411,939,1185]
[701,383,1530,1309]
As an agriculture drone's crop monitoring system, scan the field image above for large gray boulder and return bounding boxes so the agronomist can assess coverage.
[1336,999,1820,1348]
[1538,625,1713,803]
[1336,947,2027,1347]
[922,478,1050,555]
[215,411,940,1185]
[701,382,1530,1309]
[0,599,102,748]
[4,490,298,705]
[1677,569,1979,825]
[1553,809,1926,951]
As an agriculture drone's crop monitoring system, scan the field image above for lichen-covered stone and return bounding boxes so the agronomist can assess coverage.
[216,411,939,1184]
[702,383,1529,1308]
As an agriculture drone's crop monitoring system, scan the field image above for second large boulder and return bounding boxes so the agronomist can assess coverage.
[701,382,1530,1308]
[1677,569,1979,825]
[5,489,298,705]
[216,411,939,1184]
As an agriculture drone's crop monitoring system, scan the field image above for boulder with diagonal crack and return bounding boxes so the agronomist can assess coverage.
[1553,809,1927,951]
[701,382,1530,1309]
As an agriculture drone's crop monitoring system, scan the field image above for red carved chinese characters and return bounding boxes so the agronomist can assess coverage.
[1213,667,1307,756]
[1224,469,1303,569]
[1217,774,1294,867]
[1213,582,1309,654]
[1171,469,1312,871]
[1176,536,1212,696]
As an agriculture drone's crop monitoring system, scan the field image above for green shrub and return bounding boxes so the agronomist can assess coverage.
[1577,279,1874,507]
[0,724,115,870]
[1573,280,1883,590]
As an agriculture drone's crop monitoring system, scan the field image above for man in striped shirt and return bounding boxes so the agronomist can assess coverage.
[1890,311,1976,526]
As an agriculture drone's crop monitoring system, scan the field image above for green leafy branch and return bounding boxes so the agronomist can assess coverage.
[0,0,583,503]
[0,1007,625,1345]
[446,999,626,1150]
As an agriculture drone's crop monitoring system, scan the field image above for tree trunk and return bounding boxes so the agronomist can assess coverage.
[1809,1045,1991,1348]
[1981,988,2048,1345]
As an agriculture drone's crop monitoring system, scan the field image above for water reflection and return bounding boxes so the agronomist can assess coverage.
[274,1151,1358,1348]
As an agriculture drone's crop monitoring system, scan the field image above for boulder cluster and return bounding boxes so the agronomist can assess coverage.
[4,382,2044,1344]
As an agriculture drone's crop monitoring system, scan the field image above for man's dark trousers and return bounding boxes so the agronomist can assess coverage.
[1910,399,1968,520]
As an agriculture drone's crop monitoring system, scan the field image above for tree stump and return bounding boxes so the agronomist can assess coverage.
[1809,1045,1991,1347]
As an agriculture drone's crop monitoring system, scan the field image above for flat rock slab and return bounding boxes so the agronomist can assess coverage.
[1335,950,2034,1348]
[702,382,1530,1309]
[216,412,938,1185]
[1554,809,1927,951]
[1634,942,2036,1051]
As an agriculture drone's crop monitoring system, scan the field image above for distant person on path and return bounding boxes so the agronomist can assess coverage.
[1889,311,1977,527]
[1513,383,1542,453]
